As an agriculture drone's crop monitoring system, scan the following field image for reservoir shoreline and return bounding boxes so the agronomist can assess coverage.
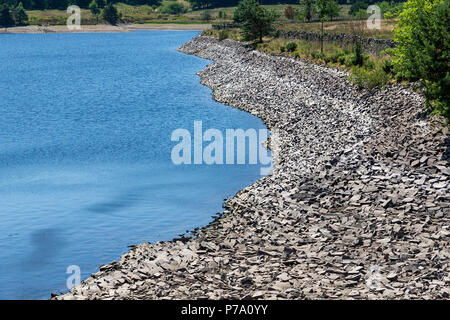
[0,24,210,34]
[55,36,449,300]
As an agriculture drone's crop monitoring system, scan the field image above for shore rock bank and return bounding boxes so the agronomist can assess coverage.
[56,36,449,300]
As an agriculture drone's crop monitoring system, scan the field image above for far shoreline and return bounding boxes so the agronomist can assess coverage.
[0,23,211,34]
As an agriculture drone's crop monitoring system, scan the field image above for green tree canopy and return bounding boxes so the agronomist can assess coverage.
[103,2,119,25]
[326,0,341,20]
[159,1,187,14]
[300,0,315,21]
[0,3,15,27]
[12,1,27,25]
[349,1,368,16]
[89,0,100,22]
[391,0,449,119]
[234,0,279,42]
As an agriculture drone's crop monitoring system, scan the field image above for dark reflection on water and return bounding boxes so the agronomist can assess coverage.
[85,190,142,214]
[24,228,66,271]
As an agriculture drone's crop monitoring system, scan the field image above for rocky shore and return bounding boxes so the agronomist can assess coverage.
[55,36,449,300]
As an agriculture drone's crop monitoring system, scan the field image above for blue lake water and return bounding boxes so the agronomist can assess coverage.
[0,31,268,299]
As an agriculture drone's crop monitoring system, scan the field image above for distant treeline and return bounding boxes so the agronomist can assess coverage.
[186,0,406,10]
[0,0,407,11]
[0,0,161,10]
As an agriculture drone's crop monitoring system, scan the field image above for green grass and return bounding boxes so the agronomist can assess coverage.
[23,3,395,40]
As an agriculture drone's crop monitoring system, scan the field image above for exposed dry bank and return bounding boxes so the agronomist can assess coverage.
[0,24,210,34]
[55,36,449,300]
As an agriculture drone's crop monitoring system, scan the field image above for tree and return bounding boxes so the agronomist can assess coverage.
[391,0,449,119]
[12,2,27,25]
[103,2,119,25]
[349,1,368,16]
[159,2,187,14]
[89,0,100,23]
[96,0,105,8]
[300,0,315,22]
[284,5,296,20]
[316,0,328,53]
[0,3,14,27]
[326,0,341,21]
[234,0,279,43]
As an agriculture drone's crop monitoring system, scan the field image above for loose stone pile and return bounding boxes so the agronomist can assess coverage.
[55,36,449,300]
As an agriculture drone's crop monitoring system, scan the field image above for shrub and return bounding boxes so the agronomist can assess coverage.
[218,29,229,41]
[350,1,368,16]
[364,58,376,70]
[381,59,394,75]
[338,54,347,65]
[311,50,326,60]
[350,40,366,66]
[329,50,345,63]
[280,45,286,53]
[349,65,390,89]
[285,41,297,52]
[284,6,296,20]
[390,0,449,120]
[159,2,187,15]
[0,3,15,27]
[12,2,28,26]
[103,3,119,25]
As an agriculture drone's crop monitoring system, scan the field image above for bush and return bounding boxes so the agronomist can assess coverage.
[329,50,345,64]
[103,3,119,25]
[0,3,15,27]
[338,54,347,65]
[159,1,187,15]
[390,0,449,120]
[351,40,364,66]
[284,6,296,20]
[285,41,297,52]
[12,2,28,26]
[280,45,286,53]
[218,29,229,41]
[311,50,326,60]
[381,59,394,75]
[350,1,368,16]
[349,65,390,89]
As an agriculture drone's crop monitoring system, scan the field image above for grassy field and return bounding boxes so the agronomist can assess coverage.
[24,3,395,40]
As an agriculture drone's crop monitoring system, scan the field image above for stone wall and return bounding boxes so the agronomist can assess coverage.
[276,30,396,55]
